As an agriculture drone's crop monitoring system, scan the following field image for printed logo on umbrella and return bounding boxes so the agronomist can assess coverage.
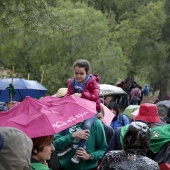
[52,112,89,128]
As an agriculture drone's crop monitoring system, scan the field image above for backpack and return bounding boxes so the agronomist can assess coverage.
[132,95,137,101]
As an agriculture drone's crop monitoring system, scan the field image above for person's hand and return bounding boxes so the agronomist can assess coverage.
[75,147,90,160]
[72,130,90,140]
[73,93,82,98]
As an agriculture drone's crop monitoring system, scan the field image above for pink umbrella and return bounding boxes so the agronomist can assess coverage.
[101,103,115,125]
[131,109,139,117]
[0,96,46,125]
[0,96,96,138]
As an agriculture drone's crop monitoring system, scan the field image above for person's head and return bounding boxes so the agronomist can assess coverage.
[133,103,161,128]
[144,84,148,88]
[123,121,150,156]
[157,105,168,119]
[164,107,170,124]
[132,81,137,86]
[32,135,55,163]
[108,101,119,116]
[0,127,33,170]
[73,59,91,84]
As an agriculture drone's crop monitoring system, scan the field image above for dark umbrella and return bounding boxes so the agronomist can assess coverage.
[156,100,170,108]
[0,78,47,102]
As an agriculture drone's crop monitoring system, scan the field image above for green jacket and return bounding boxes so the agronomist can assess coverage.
[31,163,51,170]
[150,124,170,153]
[120,124,170,154]
[53,119,107,170]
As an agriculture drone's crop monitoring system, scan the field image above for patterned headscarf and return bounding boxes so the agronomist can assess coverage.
[123,121,150,156]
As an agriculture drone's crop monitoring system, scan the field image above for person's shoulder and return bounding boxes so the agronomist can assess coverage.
[92,119,104,128]
[137,156,159,169]
[103,123,114,132]
[67,77,74,84]
[122,114,129,119]
[90,74,100,82]
[31,162,49,170]
[103,123,114,129]
[106,150,125,159]
[94,118,102,124]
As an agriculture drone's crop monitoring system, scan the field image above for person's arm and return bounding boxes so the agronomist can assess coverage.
[88,120,107,161]
[65,78,74,96]
[130,89,134,97]
[81,80,100,102]
[53,130,90,150]
[123,115,130,125]
[103,134,115,157]
[53,133,73,150]
[74,120,107,161]
[138,90,141,98]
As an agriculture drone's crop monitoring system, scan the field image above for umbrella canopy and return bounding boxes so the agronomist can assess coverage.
[124,105,140,118]
[0,96,96,138]
[0,80,10,102]
[131,109,139,117]
[0,78,47,102]
[101,103,115,125]
[156,100,170,108]
[99,84,127,97]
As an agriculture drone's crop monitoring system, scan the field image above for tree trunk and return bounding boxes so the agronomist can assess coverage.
[158,54,170,100]
[125,72,134,86]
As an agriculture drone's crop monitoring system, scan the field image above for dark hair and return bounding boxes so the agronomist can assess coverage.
[73,59,91,74]
[32,135,54,155]
[108,102,118,110]
[108,102,119,120]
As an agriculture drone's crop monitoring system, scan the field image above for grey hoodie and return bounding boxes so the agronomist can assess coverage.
[0,127,33,170]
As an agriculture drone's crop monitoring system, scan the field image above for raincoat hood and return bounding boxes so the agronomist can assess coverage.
[123,121,150,156]
[0,127,33,170]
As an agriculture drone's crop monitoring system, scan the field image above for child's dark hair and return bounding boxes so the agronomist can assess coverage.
[73,59,91,73]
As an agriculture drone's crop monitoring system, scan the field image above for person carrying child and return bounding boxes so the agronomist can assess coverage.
[58,59,101,164]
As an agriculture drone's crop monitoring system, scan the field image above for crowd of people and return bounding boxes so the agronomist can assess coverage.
[0,59,170,170]
[115,80,150,108]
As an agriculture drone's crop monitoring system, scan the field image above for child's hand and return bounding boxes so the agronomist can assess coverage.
[72,130,90,140]
[73,93,82,98]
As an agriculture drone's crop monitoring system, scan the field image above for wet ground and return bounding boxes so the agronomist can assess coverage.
[141,95,158,104]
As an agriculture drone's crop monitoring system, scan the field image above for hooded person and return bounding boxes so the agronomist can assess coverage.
[142,84,149,96]
[0,127,33,170]
[98,121,159,170]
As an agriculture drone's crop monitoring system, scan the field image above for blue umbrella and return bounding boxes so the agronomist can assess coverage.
[0,80,10,102]
[0,78,48,102]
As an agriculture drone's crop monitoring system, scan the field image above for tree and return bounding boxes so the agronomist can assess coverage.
[107,0,169,99]
[1,1,123,94]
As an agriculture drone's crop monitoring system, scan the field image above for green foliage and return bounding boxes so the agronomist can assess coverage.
[1,0,121,94]
[1,0,170,99]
